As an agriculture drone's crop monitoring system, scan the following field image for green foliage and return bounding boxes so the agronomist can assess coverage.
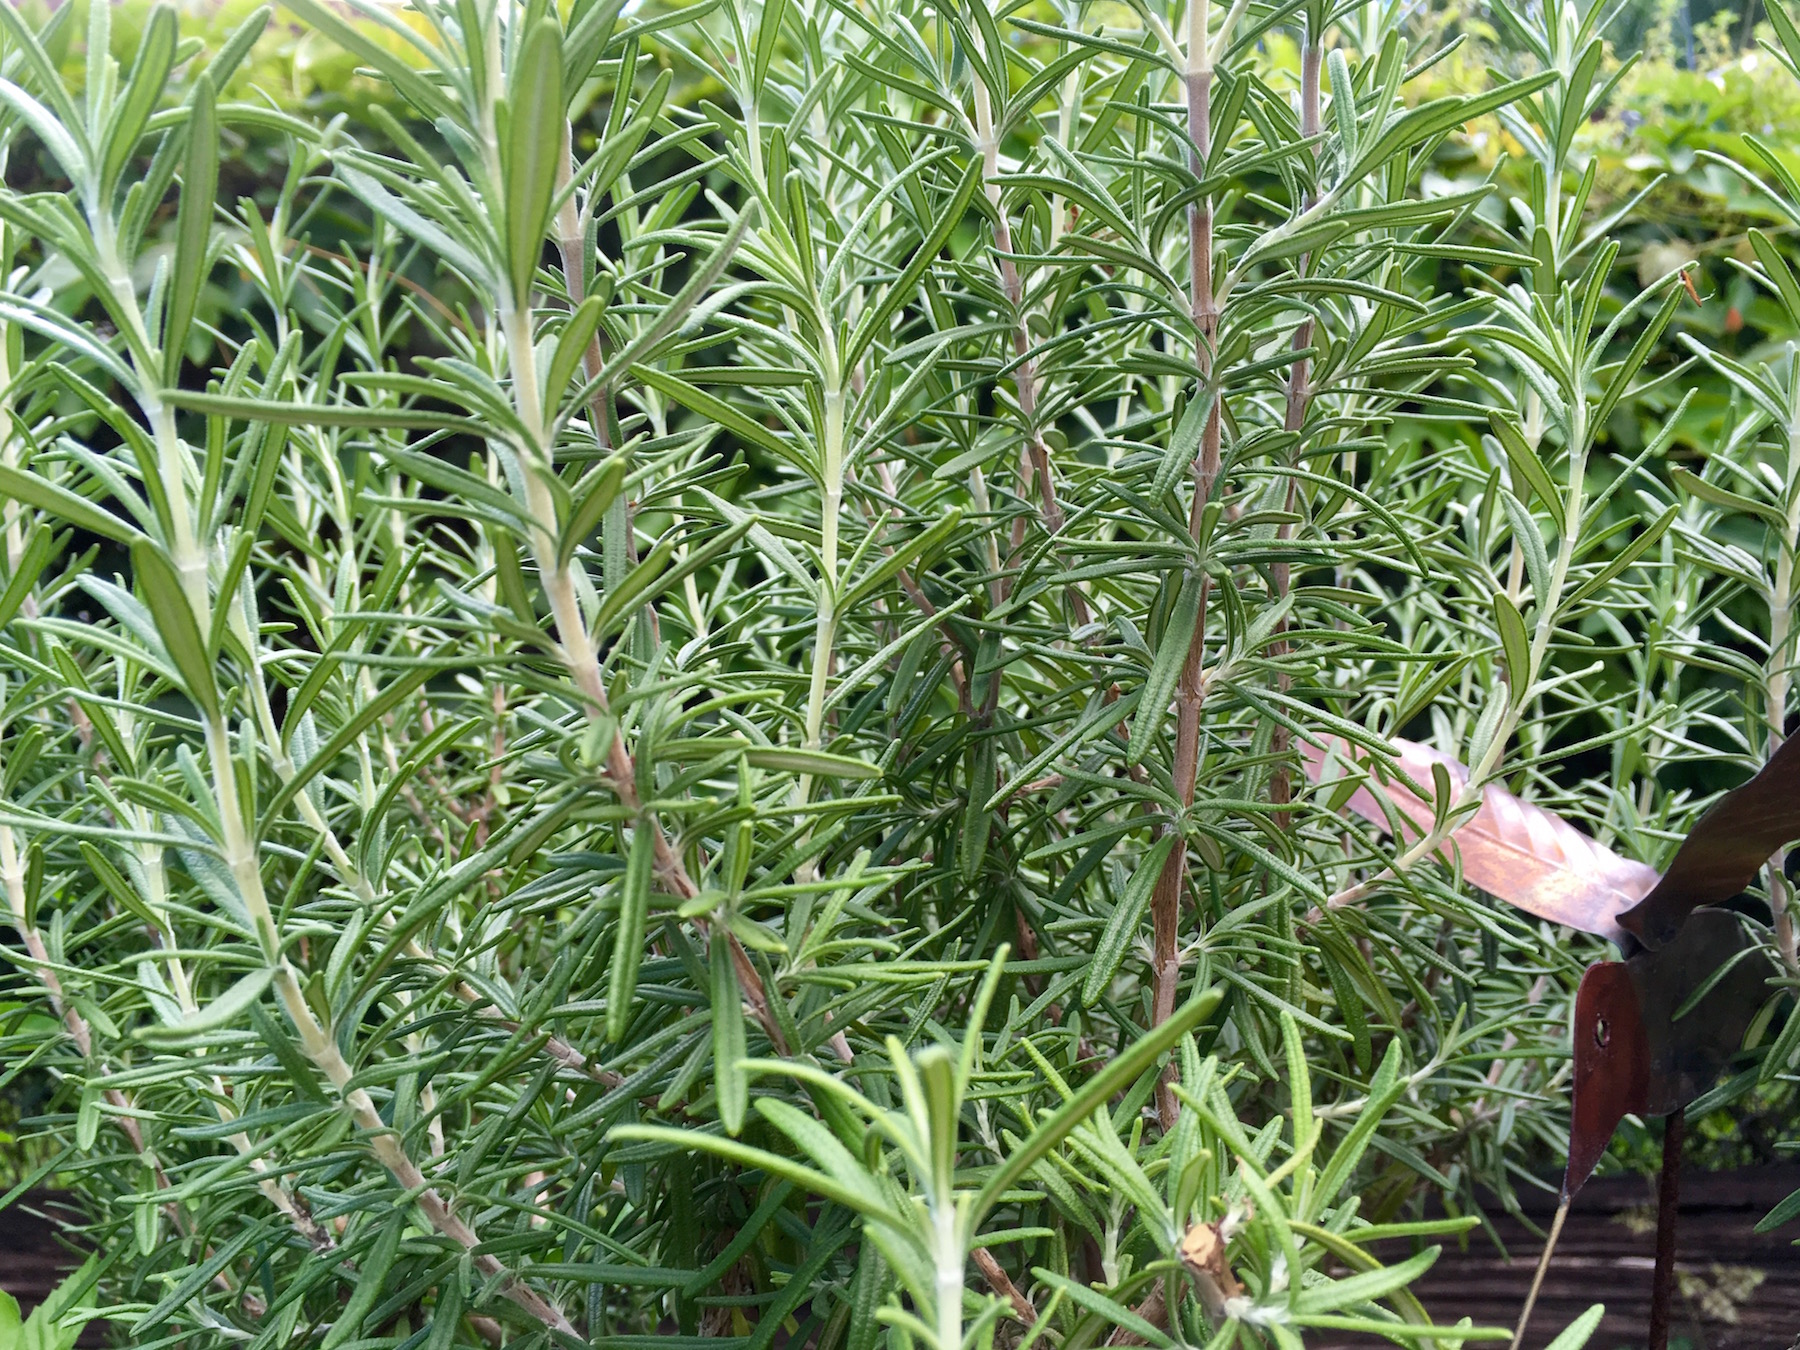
[0,0,1793,1348]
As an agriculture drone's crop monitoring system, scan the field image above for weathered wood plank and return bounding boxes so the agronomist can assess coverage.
[1321,1167,1800,1349]
[0,1193,101,1347]
[5,1173,1799,1348]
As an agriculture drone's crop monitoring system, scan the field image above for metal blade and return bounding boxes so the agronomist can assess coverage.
[1565,960,1648,1200]
[1564,908,1772,1199]
[1628,907,1772,1115]
[1619,735,1800,948]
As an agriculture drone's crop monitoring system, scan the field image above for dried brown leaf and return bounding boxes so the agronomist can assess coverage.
[1178,1220,1241,1318]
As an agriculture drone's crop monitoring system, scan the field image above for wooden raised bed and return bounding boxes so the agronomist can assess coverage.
[0,1191,104,1348]
[4,1172,1799,1347]
[1329,1166,1800,1349]
[0,1192,80,1321]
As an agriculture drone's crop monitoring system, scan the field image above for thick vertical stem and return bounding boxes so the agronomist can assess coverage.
[1648,1108,1684,1350]
[501,287,668,867]
[802,366,845,758]
[0,324,27,608]
[95,214,204,606]
[789,359,845,902]
[934,1207,964,1350]
[556,122,615,456]
[500,210,792,1059]
[147,401,207,614]
[1150,0,1219,1128]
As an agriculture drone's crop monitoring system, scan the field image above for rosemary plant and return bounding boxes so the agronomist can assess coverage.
[0,0,1795,1345]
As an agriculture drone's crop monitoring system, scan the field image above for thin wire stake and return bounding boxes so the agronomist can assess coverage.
[1510,1198,1570,1350]
[1649,1107,1685,1350]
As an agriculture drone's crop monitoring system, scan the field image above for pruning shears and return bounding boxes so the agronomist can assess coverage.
[1307,733,1800,1347]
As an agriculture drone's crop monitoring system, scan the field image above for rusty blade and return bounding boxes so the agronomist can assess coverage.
[1618,734,1800,948]
[1303,738,1658,942]
[1564,908,1772,1200]
[1628,907,1770,1115]
[1565,960,1648,1200]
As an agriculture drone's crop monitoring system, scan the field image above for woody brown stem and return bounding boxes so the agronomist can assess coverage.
[970,40,1091,627]
[1151,1,1222,1130]
[510,507,766,1079]
[539,127,785,1059]
[1104,1284,1168,1346]
[971,1247,1037,1324]
[873,461,969,702]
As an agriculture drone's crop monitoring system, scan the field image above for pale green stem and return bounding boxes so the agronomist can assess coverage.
[0,330,19,577]
[93,211,206,605]
[1326,413,1590,910]
[497,291,614,715]
[140,836,326,1242]
[5,160,295,1303]
[1767,420,1800,972]
[786,334,847,877]
[968,467,1003,605]
[487,79,793,1068]
[479,11,504,180]
[1543,159,1562,259]
[804,370,846,754]
[496,261,726,943]
[934,1201,965,1350]
[200,559,572,1328]
[744,103,765,193]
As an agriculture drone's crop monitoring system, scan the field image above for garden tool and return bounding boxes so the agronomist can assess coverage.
[1304,734,1800,1347]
